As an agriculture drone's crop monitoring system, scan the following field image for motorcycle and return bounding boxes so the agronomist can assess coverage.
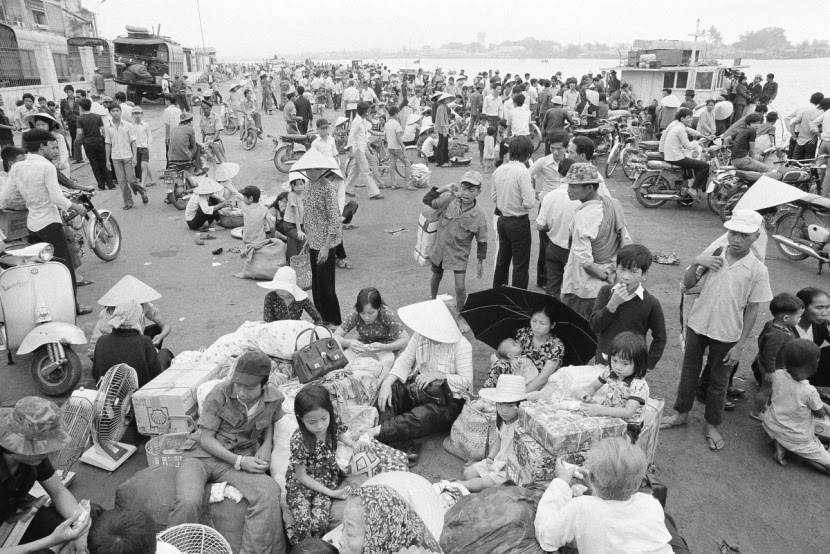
[772,194,830,273]
[271,131,321,174]
[572,119,615,160]
[0,243,86,395]
[220,102,239,135]
[240,113,260,151]
[631,138,718,209]
[604,117,639,178]
[63,189,122,262]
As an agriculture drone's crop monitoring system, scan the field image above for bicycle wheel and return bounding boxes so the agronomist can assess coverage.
[90,213,122,261]
[223,116,238,135]
[621,148,644,181]
[242,129,257,151]
[605,143,621,178]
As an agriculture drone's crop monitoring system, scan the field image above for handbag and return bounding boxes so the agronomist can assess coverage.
[290,244,312,290]
[406,375,453,407]
[292,326,347,383]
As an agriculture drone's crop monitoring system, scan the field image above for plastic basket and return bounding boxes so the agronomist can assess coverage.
[145,416,196,468]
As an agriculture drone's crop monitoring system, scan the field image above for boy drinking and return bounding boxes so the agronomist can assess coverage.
[750,292,803,421]
[423,171,488,330]
[169,351,286,554]
[589,244,667,370]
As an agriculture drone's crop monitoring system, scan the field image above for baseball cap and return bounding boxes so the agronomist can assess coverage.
[102,96,113,103]
[460,170,483,187]
[0,397,71,456]
[723,209,763,234]
[230,351,271,387]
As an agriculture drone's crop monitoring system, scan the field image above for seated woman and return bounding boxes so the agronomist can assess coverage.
[795,287,830,389]
[370,299,472,446]
[259,266,324,325]
[88,275,172,365]
[491,304,565,392]
[334,288,409,370]
[535,437,675,553]
[338,485,441,554]
[93,299,162,387]
[185,175,232,231]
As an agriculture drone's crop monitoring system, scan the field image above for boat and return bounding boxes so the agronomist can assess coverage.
[541,59,549,63]
[606,38,747,105]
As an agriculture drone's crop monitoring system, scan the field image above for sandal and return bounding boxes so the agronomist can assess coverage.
[659,415,688,430]
[203,234,217,240]
[122,205,133,210]
[76,278,94,287]
[748,411,764,422]
[76,304,93,316]
[706,430,725,452]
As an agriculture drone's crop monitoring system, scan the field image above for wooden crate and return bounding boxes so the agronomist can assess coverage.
[0,210,28,241]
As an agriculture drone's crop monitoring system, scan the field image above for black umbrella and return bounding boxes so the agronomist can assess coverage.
[460,286,597,366]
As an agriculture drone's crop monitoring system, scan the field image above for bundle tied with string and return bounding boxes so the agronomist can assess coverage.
[518,401,627,456]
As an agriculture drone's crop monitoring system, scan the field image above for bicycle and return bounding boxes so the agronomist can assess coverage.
[343,138,409,182]
[220,102,238,135]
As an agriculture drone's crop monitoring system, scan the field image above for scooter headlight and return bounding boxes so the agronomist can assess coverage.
[38,244,54,262]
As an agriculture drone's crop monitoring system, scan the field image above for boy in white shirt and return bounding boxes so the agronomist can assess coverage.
[384,106,411,189]
[421,130,439,163]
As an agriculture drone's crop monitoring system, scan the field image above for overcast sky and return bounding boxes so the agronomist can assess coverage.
[94,0,830,59]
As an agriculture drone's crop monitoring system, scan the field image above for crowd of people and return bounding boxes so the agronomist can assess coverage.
[1,56,830,554]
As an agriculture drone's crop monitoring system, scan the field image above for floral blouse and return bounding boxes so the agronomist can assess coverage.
[263,292,323,325]
[303,177,342,251]
[514,326,565,372]
[285,417,347,493]
[340,306,404,344]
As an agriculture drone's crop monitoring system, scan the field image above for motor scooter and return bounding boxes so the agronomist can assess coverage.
[772,194,830,273]
[0,243,86,396]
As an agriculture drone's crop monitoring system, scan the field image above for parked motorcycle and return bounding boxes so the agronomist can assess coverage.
[63,189,122,262]
[773,195,830,272]
[572,119,615,160]
[271,131,321,174]
[0,243,86,395]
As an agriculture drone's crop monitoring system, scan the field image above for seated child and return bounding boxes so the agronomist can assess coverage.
[456,375,524,492]
[762,339,830,474]
[169,351,286,554]
[286,383,368,545]
[578,332,650,440]
[535,437,673,553]
[421,130,438,163]
[239,185,281,244]
[589,244,666,370]
[750,292,803,421]
[483,337,539,389]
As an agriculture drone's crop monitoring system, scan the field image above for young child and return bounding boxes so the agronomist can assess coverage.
[421,129,439,163]
[422,171,488,327]
[286,384,368,545]
[483,337,539,389]
[750,292,803,421]
[762,339,830,473]
[579,332,651,440]
[483,125,496,173]
[589,244,666,371]
[535,437,674,553]
[475,119,488,168]
[239,185,278,244]
[456,375,525,492]
[282,174,306,260]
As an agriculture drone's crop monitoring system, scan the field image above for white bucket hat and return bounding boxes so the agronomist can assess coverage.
[397,299,461,344]
[723,209,763,234]
[478,374,528,403]
[257,266,308,300]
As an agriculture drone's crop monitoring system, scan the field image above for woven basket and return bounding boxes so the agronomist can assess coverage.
[443,398,498,462]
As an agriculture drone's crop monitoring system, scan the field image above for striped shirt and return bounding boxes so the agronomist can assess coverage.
[389,333,473,397]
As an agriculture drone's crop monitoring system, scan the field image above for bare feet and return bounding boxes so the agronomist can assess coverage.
[772,441,788,466]
[660,413,689,430]
[706,424,725,451]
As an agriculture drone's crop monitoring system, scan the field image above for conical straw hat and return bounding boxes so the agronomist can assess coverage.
[98,275,161,307]
[397,299,461,344]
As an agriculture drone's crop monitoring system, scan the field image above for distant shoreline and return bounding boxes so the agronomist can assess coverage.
[268,52,830,63]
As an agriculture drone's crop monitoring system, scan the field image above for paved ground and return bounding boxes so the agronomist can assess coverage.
[2,83,828,553]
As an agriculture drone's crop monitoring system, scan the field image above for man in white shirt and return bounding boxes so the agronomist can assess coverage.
[345,102,385,199]
[385,106,411,189]
[810,103,830,196]
[0,129,90,313]
[483,85,504,138]
[342,80,360,121]
[105,104,144,209]
[163,94,182,162]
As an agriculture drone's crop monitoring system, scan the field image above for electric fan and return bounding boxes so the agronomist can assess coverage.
[79,363,139,471]
[157,524,233,554]
[48,394,94,472]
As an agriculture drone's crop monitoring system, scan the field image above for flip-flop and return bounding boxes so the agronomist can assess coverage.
[76,278,94,287]
[748,411,764,422]
[706,433,725,452]
[659,417,688,430]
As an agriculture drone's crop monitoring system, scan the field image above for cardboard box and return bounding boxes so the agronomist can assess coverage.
[0,210,28,241]
[518,402,627,456]
[636,398,665,467]
[132,364,221,435]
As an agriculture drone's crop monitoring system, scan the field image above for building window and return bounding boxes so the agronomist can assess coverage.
[19,48,40,84]
[675,71,689,89]
[25,0,47,26]
[695,71,714,90]
[53,52,70,82]
[662,72,675,89]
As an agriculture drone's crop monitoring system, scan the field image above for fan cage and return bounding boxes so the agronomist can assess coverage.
[93,364,139,445]
[157,524,233,554]
[48,396,94,472]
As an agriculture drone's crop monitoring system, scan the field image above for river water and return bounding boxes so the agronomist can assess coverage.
[330,56,830,116]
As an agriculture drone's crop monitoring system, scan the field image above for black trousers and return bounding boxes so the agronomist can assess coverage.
[670,157,709,190]
[310,247,342,326]
[377,380,464,443]
[298,120,309,134]
[186,197,220,230]
[537,229,551,288]
[793,140,818,161]
[435,133,450,165]
[29,223,77,297]
[545,242,570,299]
[493,214,531,289]
[67,121,78,159]
[84,142,112,189]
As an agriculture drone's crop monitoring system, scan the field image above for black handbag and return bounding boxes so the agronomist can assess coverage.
[292,326,347,384]
[406,375,453,407]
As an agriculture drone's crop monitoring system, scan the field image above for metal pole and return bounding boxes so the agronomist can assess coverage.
[196,0,207,71]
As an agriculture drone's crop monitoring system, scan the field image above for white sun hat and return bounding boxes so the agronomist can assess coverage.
[212,162,240,182]
[661,95,681,108]
[256,266,308,300]
[552,96,563,104]
[723,209,763,234]
[479,374,528,403]
[193,176,224,195]
[585,89,600,106]
[397,299,461,344]
[98,275,161,307]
